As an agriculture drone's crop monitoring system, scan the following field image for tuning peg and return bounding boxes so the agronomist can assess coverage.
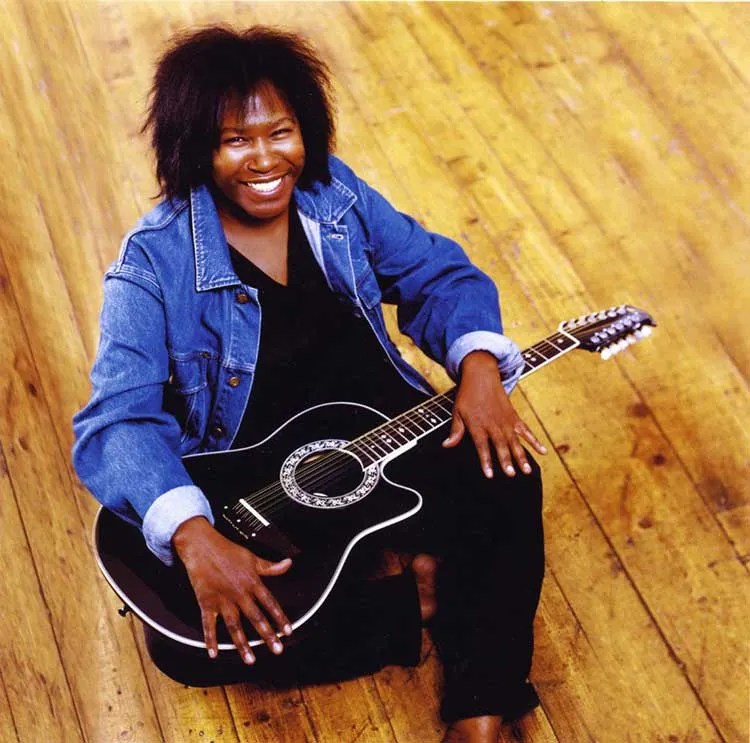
[600,346,614,360]
[634,326,652,339]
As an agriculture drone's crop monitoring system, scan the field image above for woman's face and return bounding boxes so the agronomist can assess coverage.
[211,82,306,224]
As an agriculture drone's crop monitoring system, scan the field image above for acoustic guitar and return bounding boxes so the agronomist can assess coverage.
[94,304,655,650]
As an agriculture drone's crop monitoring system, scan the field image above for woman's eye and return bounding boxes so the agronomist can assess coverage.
[271,128,292,138]
[224,136,246,145]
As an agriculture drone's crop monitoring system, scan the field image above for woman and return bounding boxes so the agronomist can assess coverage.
[73,26,547,742]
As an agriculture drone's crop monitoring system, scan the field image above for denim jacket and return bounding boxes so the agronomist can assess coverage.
[72,156,523,564]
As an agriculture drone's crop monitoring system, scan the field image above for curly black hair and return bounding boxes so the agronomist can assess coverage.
[143,26,336,200]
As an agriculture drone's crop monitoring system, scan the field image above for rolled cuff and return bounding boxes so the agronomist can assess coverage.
[446,331,524,393]
[142,485,215,566]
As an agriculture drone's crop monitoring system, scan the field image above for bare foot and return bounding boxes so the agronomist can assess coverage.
[442,715,502,743]
[411,553,438,623]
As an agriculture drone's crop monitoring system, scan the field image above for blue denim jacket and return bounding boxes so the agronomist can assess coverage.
[72,156,522,564]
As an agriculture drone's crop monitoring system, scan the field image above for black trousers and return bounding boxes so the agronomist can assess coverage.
[145,431,544,723]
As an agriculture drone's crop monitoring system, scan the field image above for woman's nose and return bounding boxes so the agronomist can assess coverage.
[246,139,276,172]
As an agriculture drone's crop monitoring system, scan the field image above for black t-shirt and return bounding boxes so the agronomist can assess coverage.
[229,206,425,446]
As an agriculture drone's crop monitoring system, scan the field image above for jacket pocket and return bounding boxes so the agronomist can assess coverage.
[163,351,211,447]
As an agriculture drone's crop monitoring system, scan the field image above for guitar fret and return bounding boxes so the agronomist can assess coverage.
[523,333,577,371]
[347,440,378,466]
[381,421,411,445]
[370,429,401,451]
[347,331,583,465]
[522,348,548,367]
[536,339,561,358]
[432,399,452,415]
[361,437,390,457]
[401,412,429,434]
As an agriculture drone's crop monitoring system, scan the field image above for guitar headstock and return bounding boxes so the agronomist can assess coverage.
[560,305,656,359]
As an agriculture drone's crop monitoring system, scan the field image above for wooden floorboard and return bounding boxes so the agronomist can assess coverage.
[1,2,747,741]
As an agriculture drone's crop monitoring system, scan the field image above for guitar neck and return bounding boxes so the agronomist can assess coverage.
[345,329,579,467]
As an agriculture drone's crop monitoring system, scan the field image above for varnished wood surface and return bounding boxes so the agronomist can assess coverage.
[0,2,747,742]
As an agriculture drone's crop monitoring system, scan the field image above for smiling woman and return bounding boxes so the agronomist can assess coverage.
[72,24,546,743]
[212,84,307,282]
[213,85,306,217]
[143,27,334,199]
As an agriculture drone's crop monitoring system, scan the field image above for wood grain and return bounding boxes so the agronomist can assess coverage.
[1,2,747,741]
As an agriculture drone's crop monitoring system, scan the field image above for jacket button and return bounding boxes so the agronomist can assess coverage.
[228,376,241,388]
[212,425,225,437]
[236,292,250,304]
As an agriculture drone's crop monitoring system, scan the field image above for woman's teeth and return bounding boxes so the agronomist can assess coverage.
[247,177,282,193]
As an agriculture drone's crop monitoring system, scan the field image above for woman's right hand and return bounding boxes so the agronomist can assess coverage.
[172,516,293,664]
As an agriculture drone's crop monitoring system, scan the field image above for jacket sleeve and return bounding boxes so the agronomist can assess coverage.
[355,176,524,390]
[72,266,213,565]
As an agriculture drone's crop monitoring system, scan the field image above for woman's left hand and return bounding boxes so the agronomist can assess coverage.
[442,350,547,478]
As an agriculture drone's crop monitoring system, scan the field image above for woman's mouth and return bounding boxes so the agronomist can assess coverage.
[242,176,284,194]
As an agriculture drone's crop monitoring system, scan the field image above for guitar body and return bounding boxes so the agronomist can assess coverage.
[94,401,422,650]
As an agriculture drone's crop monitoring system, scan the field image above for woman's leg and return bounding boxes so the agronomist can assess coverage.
[384,431,545,724]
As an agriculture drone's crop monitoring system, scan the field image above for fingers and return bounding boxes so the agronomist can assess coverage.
[467,418,547,479]
[516,421,548,456]
[252,579,293,639]
[256,557,293,576]
[198,559,294,663]
[236,594,284,658]
[201,603,258,664]
[203,590,289,662]
[254,558,294,637]
[442,414,465,449]
[201,608,219,660]
[222,605,257,664]
[468,427,496,479]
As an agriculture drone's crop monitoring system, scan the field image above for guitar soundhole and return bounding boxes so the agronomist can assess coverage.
[280,439,380,509]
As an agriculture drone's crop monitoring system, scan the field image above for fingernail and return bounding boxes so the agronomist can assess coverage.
[505,465,515,476]
[272,641,283,654]
[522,463,532,474]
[484,466,494,479]
[208,648,217,659]
[243,652,255,664]
[283,624,293,636]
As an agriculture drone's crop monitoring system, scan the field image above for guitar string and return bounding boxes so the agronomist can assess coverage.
[236,333,572,520]
[232,333,572,521]
[233,332,574,520]
[241,393,457,516]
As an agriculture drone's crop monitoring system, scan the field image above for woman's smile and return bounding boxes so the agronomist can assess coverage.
[242,176,284,194]
[211,81,306,225]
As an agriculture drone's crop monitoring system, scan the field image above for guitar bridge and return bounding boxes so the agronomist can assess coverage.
[221,505,301,560]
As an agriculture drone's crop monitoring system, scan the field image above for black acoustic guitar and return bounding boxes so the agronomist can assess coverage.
[94,305,655,651]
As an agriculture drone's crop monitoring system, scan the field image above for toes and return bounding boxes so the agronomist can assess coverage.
[411,553,438,578]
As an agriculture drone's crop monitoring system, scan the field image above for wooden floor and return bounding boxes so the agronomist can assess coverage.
[0,2,747,741]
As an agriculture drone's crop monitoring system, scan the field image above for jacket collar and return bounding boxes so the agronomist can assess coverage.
[293,175,357,224]
[189,185,239,292]
[189,175,357,292]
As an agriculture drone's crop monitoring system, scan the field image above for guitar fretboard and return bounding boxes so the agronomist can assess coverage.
[345,330,579,467]
[519,331,578,376]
